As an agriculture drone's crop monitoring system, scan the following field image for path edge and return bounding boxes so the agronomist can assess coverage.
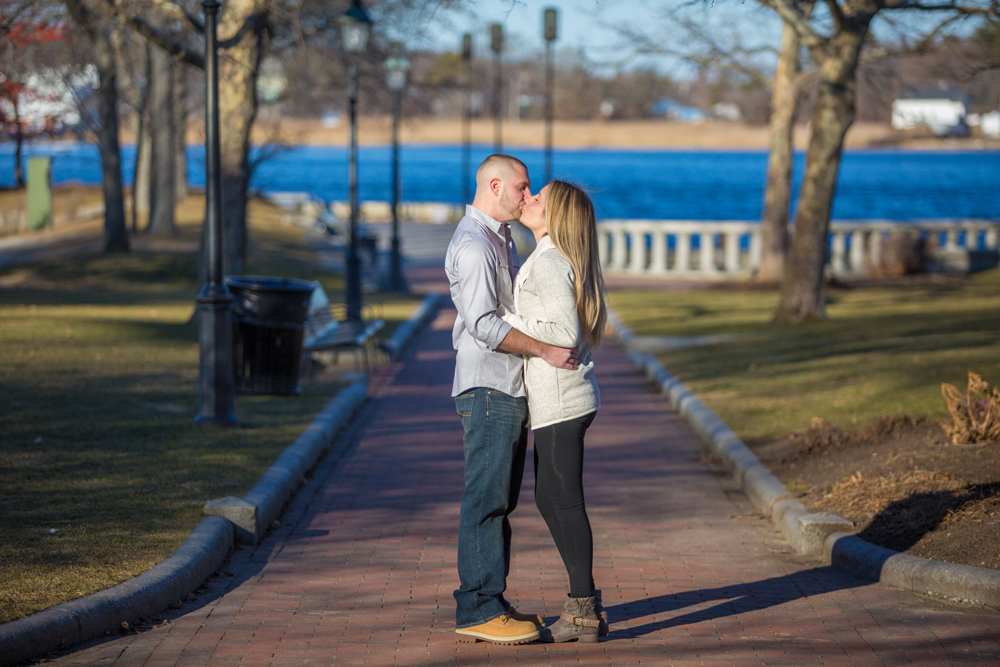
[380,293,443,361]
[0,374,370,667]
[606,307,1000,609]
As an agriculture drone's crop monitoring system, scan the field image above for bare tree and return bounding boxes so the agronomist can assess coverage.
[616,8,816,282]
[147,44,177,236]
[763,0,995,322]
[102,0,464,276]
[174,62,190,202]
[64,0,129,252]
[759,2,815,282]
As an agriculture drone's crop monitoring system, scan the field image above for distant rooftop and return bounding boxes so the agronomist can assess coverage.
[897,84,969,104]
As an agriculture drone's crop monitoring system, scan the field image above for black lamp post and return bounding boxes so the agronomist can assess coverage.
[490,23,503,152]
[194,0,237,427]
[461,33,472,205]
[385,51,409,292]
[339,0,371,323]
[543,8,558,185]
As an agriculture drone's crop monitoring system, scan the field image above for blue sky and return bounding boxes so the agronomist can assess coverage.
[389,0,985,80]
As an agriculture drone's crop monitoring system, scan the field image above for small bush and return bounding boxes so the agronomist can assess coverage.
[941,372,1000,444]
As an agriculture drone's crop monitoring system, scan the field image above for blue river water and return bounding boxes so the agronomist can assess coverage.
[1,142,998,220]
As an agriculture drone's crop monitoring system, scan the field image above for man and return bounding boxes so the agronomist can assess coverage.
[446,154,579,645]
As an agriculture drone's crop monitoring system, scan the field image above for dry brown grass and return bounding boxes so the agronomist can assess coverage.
[127,117,986,150]
[941,372,1000,445]
[821,470,964,516]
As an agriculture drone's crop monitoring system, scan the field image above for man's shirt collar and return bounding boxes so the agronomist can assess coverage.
[466,205,510,238]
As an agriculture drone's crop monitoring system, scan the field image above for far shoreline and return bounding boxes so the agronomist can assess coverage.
[132,117,999,151]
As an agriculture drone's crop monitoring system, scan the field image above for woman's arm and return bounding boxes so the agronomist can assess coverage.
[502,253,580,349]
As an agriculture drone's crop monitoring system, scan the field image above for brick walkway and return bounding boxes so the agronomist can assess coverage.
[39,305,1000,667]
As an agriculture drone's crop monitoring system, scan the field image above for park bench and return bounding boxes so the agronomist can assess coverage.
[301,285,385,375]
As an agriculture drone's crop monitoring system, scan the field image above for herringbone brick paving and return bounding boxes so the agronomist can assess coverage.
[37,304,1000,666]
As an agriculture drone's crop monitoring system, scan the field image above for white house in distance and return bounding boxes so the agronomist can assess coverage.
[891,85,969,137]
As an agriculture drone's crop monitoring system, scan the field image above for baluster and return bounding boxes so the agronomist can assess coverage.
[650,229,667,274]
[831,231,847,276]
[868,230,883,271]
[628,227,647,273]
[611,227,627,270]
[699,232,715,273]
[675,233,690,273]
[749,229,762,272]
[945,228,959,252]
[849,230,866,274]
[724,231,740,274]
[986,226,998,250]
[598,229,609,267]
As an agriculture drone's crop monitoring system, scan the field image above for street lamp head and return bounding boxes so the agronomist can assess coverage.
[490,24,503,53]
[543,8,558,42]
[339,0,372,54]
[384,52,410,92]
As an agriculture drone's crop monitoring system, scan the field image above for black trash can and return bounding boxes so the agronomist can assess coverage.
[225,276,318,396]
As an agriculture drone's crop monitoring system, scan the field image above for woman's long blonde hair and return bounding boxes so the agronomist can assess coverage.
[545,181,607,349]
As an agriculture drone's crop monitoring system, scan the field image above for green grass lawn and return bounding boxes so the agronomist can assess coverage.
[0,196,421,623]
[608,270,1000,443]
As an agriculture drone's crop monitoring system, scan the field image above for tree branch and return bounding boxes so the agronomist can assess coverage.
[824,0,847,29]
[759,0,827,50]
[146,0,204,32]
[218,10,267,50]
[97,0,205,68]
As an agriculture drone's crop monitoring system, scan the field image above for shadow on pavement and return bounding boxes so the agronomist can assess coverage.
[607,567,870,638]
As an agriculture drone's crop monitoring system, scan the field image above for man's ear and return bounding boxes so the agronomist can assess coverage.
[490,177,502,196]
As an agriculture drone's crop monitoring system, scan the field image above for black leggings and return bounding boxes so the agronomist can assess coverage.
[533,411,596,599]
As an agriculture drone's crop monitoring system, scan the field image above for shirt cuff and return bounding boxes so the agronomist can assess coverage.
[486,320,513,351]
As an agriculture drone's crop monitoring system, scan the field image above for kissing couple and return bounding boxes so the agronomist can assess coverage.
[445,154,609,644]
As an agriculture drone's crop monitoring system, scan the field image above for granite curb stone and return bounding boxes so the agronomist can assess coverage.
[607,306,1000,608]
[239,374,368,544]
[0,295,442,666]
[0,516,233,667]
[380,293,443,361]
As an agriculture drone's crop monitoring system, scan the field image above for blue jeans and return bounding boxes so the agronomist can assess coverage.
[453,388,529,628]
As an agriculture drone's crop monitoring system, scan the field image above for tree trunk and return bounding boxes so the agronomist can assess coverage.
[13,94,24,188]
[130,49,151,234]
[147,46,176,236]
[775,28,869,323]
[134,116,152,225]
[757,20,804,283]
[216,6,268,277]
[174,64,188,202]
[93,27,129,252]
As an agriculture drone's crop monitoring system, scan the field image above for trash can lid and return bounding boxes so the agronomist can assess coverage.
[225,276,319,294]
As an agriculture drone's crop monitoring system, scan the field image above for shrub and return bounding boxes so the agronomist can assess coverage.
[940,372,1000,444]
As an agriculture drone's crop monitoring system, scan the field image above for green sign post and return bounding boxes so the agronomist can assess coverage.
[27,157,53,231]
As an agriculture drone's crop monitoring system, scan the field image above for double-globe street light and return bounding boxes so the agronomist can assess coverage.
[543,8,558,185]
[461,33,472,206]
[339,0,372,323]
[195,0,237,427]
[384,51,410,292]
[491,24,503,152]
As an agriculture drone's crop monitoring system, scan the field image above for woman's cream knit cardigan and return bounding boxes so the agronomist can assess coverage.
[500,235,600,430]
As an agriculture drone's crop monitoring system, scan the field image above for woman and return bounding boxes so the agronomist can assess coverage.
[500,180,608,643]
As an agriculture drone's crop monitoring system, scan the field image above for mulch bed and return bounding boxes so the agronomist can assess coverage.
[750,417,1000,570]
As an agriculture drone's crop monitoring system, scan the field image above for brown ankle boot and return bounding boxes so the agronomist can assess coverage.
[538,596,600,643]
[594,589,609,637]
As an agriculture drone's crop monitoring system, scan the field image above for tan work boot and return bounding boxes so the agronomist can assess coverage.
[504,601,545,628]
[455,614,540,644]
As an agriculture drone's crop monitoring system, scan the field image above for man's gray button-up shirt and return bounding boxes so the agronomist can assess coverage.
[445,205,524,398]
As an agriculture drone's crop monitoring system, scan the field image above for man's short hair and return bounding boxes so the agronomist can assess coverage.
[476,154,527,189]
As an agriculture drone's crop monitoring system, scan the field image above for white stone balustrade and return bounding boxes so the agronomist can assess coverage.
[596,219,1000,278]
